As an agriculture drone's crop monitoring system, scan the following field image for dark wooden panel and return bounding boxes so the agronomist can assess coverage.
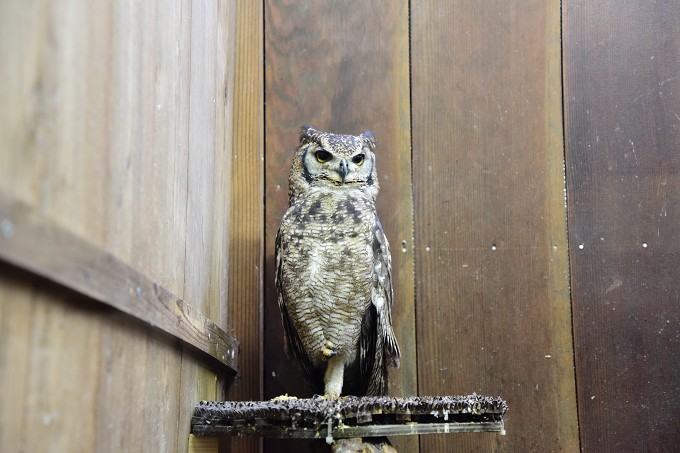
[263,0,415,451]
[411,1,578,451]
[563,1,680,451]
[224,1,264,453]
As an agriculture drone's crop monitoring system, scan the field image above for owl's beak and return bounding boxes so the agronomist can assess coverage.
[338,159,349,184]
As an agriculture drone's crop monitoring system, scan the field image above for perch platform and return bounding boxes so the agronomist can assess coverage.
[191,393,507,443]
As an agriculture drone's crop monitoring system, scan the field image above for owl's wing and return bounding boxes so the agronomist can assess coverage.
[275,228,322,392]
[371,217,401,369]
[355,217,401,396]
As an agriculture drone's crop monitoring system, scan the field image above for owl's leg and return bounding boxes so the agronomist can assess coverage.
[323,354,345,397]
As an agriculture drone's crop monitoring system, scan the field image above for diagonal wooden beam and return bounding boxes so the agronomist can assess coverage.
[0,189,238,375]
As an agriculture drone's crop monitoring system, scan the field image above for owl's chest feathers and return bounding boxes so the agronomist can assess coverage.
[280,190,377,311]
[284,189,376,242]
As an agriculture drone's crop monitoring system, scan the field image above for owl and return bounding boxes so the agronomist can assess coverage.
[275,125,400,398]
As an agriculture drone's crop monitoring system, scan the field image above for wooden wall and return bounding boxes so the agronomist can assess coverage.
[564,1,680,451]
[260,1,679,452]
[260,1,575,452]
[1,0,679,452]
[0,1,249,451]
[411,1,576,451]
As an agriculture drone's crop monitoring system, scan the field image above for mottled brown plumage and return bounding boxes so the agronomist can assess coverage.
[276,125,400,397]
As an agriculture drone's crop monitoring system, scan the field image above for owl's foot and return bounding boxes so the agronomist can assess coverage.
[270,394,298,401]
[321,340,336,358]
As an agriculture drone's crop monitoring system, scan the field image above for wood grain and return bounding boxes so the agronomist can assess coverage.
[100,3,193,450]
[0,1,238,451]
[177,0,237,446]
[188,434,219,453]
[6,1,677,452]
[563,1,680,450]
[263,1,415,451]
[0,191,238,370]
[411,1,578,451]
[224,1,264,452]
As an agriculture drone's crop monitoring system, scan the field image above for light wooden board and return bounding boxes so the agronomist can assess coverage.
[411,1,578,451]
[0,1,238,452]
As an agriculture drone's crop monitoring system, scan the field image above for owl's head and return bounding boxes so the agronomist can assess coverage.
[288,125,379,202]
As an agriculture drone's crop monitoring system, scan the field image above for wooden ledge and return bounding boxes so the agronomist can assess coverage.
[0,190,238,375]
[191,394,508,441]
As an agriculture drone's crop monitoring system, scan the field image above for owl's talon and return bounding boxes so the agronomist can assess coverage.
[321,340,336,357]
[270,394,298,401]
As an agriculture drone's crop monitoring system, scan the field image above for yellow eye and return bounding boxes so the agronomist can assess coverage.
[315,150,332,163]
[352,154,365,166]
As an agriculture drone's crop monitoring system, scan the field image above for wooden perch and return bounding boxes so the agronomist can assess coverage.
[0,190,238,375]
[192,394,507,442]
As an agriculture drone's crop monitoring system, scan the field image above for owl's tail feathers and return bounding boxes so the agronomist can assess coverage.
[384,332,400,369]
[377,303,400,369]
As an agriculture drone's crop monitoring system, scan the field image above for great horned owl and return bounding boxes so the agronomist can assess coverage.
[275,125,400,397]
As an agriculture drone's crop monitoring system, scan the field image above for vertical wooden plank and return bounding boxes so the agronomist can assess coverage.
[0,269,33,451]
[0,267,34,452]
[26,290,103,452]
[0,267,103,452]
[263,0,415,451]
[182,0,220,320]
[178,0,237,449]
[563,1,680,451]
[411,1,578,451]
[188,434,219,453]
[224,1,264,453]
[92,1,212,449]
[100,1,192,450]
[213,0,238,334]
[0,0,44,200]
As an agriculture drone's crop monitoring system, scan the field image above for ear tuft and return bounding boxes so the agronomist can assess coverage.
[300,125,317,144]
[362,131,376,150]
